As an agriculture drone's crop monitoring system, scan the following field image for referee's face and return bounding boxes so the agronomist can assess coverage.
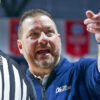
[17,15,61,70]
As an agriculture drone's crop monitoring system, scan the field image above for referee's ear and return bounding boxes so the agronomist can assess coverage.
[17,40,23,55]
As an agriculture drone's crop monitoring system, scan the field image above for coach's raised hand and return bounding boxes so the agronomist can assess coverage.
[84,10,100,43]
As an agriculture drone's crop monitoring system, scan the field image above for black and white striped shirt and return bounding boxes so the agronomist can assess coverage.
[0,50,36,100]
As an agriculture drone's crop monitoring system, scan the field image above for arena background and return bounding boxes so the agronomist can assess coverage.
[0,0,99,66]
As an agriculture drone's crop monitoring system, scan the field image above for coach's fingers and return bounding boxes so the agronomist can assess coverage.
[85,10,99,19]
[84,18,100,24]
[84,10,100,25]
[86,10,100,20]
[87,23,100,28]
[86,10,95,18]
[87,27,100,34]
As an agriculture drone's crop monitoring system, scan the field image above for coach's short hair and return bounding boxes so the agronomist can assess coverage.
[18,9,55,39]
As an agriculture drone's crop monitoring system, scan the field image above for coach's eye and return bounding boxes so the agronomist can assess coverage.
[46,30,55,37]
[31,32,38,36]
[29,32,39,39]
[47,30,52,33]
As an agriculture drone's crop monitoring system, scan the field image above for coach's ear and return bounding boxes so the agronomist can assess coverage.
[58,33,61,38]
[17,40,23,55]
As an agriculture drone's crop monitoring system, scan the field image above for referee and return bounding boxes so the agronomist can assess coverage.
[0,50,36,100]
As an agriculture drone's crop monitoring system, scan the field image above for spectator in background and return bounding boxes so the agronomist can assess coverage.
[0,50,36,100]
[17,9,100,100]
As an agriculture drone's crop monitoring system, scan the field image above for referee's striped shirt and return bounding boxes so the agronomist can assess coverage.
[0,50,36,100]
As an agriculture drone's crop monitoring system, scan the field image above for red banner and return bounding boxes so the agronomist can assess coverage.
[9,18,20,55]
[65,20,89,57]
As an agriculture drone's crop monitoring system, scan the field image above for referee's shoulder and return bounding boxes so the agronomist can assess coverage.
[0,50,36,100]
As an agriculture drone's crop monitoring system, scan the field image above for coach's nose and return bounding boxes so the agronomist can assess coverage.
[38,32,49,46]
